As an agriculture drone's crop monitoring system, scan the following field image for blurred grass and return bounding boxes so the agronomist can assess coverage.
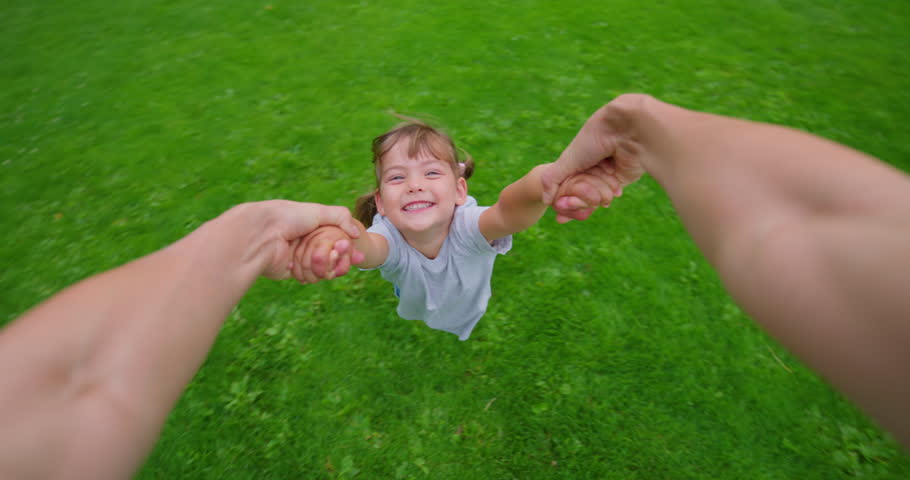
[2,0,909,478]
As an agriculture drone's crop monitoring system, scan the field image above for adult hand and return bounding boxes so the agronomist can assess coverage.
[237,200,362,280]
[541,94,649,220]
[550,167,622,223]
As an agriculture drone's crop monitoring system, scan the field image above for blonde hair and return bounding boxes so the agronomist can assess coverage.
[355,117,474,226]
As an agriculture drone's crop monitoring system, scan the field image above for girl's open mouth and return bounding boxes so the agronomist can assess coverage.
[402,201,435,212]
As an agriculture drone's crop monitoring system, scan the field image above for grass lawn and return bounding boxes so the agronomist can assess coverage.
[2,0,909,478]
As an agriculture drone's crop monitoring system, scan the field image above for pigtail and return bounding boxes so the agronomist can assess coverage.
[458,149,475,180]
[355,189,379,227]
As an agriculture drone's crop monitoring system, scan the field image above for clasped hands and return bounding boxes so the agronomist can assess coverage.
[289,162,625,285]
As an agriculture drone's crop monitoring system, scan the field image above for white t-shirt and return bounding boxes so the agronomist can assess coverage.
[366,196,512,340]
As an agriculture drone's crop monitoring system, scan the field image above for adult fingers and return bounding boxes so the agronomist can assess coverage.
[612,153,645,188]
[595,174,619,205]
[286,237,303,273]
[315,205,360,239]
[284,202,360,240]
[592,163,623,197]
[261,202,355,280]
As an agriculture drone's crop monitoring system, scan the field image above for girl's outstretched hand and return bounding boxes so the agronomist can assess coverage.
[291,226,364,284]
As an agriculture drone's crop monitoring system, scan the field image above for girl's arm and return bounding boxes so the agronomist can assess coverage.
[478,165,551,242]
[479,166,617,242]
[349,220,388,269]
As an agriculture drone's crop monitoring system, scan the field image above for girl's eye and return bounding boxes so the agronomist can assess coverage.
[387,175,404,182]
[426,171,442,177]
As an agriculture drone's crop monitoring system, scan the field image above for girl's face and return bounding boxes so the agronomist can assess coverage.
[374,139,467,238]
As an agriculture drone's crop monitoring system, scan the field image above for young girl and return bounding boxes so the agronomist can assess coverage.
[293,118,617,340]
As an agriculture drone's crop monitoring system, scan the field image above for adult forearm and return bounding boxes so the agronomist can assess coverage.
[98,204,268,418]
[619,94,910,263]
[619,94,910,444]
[0,203,271,478]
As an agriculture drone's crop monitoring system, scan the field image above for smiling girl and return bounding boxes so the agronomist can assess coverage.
[294,118,617,340]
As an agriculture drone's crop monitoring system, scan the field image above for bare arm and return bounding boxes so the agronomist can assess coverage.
[479,164,620,241]
[552,94,910,445]
[350,221,389,269]
[478,165,551,242]
[638,95,910,444]
[0,200,360,479]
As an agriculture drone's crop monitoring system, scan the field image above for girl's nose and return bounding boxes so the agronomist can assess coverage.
[407,179,424,192]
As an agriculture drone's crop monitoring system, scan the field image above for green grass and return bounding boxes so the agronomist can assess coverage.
[2,0,910,478]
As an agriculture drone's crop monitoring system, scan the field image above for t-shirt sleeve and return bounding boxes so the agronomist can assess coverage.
[363,214,402,273]
[451,202,512,256]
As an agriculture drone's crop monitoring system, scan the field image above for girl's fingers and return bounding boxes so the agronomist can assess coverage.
[334,255,352,277]
[326,250,338,280]
[311,243,334,279]
[602,174,621,198]
[331,239,353,277]
[334,239,351,254]
[581,176,615,207]
[574,207,596,221]
[351,248,365,265]
[301,242,332,284]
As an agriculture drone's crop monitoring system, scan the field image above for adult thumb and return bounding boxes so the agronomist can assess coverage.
[314,205,361,238]
[287,203,360,239]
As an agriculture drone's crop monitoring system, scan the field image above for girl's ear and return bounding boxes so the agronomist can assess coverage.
[455,177,468,206]
[374,190,386,215]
